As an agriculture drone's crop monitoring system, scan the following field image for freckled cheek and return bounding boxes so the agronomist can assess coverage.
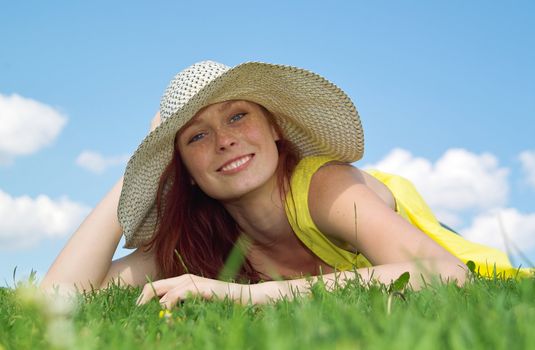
[180,150,212,180]
[239,124,271,145]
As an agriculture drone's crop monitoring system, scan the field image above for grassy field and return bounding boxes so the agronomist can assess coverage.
[1,272,535,350]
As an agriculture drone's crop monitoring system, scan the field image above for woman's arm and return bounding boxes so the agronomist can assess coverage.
[40,112,162,293]
[264,260,466,301]
[136,257,466,308]
[307,163,469,286]
[40,176,159,293]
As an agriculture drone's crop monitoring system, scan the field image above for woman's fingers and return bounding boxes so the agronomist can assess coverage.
[136,276,179,305]
[159,287,209,309]
[136,282,159,305]
[160,276,218,309]
[136,274,223,308]
[136,274,202,305]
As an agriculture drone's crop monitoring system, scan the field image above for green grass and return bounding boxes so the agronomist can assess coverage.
[1,274,535,350]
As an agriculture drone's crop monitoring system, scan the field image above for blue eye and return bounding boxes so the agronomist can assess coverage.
[229,113,245,123]
[188,132,206,144]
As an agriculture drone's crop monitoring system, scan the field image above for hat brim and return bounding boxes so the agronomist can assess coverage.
[118,62,364,248]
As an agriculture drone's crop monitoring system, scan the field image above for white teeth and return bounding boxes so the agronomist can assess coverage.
[221,155,252,171]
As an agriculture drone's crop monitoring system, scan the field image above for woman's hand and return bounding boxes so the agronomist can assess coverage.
[136,274,249,309]
[149,111,162,133]
[136,275,295,308]
[136,274,232,309]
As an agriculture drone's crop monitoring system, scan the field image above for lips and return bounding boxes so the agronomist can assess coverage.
[217,154,254,173]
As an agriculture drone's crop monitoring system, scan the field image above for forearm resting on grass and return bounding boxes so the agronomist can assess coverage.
[251,258,470,304]
[135,258,469,308]
[40,176,126,293]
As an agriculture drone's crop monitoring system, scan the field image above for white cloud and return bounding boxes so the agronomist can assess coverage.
[519,150,535,190]
[363,148,509,225]
[0,93,67,165]
[76,151,129,174]
[0,188,91,249]
[460,208,535,260]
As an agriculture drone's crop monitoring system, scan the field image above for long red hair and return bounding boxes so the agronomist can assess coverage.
[145,112,299,283]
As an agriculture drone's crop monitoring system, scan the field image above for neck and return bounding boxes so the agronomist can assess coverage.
[221,174,330,279]
[222,175,292,248]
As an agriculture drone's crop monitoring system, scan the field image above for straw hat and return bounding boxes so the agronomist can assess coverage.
[118,60,364,248]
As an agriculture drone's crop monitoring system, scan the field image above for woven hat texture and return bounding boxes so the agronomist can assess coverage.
[118,60,364,248]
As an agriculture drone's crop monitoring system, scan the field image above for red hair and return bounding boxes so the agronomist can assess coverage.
[145,114,299,283]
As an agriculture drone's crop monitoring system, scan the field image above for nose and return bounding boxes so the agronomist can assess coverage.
[215,128,237,151]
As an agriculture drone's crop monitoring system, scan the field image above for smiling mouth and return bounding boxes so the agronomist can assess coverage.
[217,154,254,173]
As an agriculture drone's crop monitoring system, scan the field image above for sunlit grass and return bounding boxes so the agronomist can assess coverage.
[1,270,535,350]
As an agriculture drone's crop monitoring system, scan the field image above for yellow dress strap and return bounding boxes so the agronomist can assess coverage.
[285,156,372,270]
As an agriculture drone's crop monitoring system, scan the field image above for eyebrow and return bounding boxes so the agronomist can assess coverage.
[189,101,238,126]
[217,100,238,113]
[178,101,240,141]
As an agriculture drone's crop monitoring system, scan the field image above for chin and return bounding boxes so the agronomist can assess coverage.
[209,175,278,202]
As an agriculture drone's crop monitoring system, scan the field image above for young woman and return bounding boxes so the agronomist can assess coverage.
[41,61,528,308]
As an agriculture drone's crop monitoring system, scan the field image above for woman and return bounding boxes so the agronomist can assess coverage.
[41,61,527,308]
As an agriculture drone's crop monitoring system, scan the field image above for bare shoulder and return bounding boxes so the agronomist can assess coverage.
[308,162,361,223]
[307,162,399,252]
[309,162,395,214]
[307,162,461,266]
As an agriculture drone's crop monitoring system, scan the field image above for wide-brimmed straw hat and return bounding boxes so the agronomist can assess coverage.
[118,60,364,248]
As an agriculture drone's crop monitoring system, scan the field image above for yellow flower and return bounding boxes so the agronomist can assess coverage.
[159,309,172,319]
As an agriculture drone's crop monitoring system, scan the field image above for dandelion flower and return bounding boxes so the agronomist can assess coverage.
[159,309,172,319]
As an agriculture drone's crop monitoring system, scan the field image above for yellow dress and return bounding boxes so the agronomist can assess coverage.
[284,156,533,278]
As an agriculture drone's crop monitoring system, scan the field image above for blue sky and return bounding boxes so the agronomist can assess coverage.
[1,1,534,285]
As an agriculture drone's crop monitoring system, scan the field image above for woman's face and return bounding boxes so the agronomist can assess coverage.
[176,100,280,201]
